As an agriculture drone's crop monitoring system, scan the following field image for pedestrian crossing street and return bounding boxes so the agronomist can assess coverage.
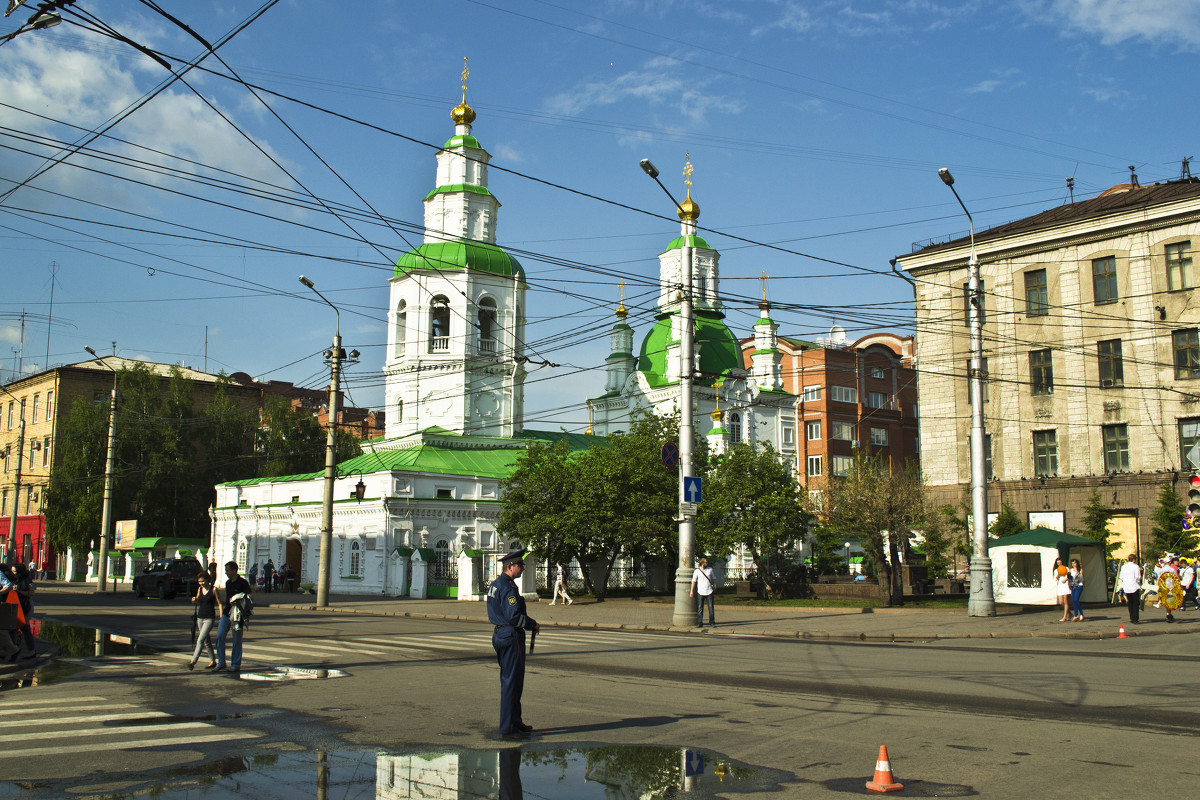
[233,627,691,667]
[0,692,262,762]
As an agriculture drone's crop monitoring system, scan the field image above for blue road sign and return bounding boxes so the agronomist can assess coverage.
[661,442,680,468]
[683,476,702,503]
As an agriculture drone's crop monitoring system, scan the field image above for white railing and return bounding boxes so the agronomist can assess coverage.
[478,337,497,354]
[430,337,450,353]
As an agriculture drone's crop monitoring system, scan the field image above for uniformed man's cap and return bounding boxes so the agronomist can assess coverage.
[499,548,528,564]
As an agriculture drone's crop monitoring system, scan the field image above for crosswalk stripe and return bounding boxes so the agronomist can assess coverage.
[0,721,213,744]
[3,696,107,708]
[9,711,171,728]
[0,730,262,759]
[7,703,136,720]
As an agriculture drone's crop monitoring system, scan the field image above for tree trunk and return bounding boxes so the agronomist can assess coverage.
[887,532,904,606]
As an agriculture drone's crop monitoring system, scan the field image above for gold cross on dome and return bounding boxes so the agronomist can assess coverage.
[683,152,694,191]
[618,278,627,303]
[461,56,470,101]
[760,270,769,301]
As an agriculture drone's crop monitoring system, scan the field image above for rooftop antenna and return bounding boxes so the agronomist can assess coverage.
[1066,177,1075,203]
[1129,165,1140,188]
[1182,157,1193,180]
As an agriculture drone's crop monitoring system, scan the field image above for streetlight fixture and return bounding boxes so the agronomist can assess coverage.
[84,345,118,593]
[844,541,851,574]
[640,157,698,629]
[937,168,995,617]
[298,275,359,608]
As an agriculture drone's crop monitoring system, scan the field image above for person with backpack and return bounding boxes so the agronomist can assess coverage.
[212,561,253,674]
[690,557,717,628]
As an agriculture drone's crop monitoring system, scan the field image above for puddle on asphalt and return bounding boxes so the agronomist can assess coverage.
[32,619,159,657]
[2,744,791,799]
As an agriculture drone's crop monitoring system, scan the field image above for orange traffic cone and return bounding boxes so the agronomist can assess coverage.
[1117,624,1128,639]
[865,745,904,793]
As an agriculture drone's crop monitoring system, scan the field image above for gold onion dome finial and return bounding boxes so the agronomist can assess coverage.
[452,56,476,125]
[616,279,628,318]
[678,152,699,220]
[758,270,771,313]
[712,379,723,421]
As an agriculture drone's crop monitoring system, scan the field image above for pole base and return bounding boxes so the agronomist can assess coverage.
[966,556,995,617]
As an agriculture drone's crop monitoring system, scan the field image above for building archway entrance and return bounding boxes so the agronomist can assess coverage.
[285,539,303,593]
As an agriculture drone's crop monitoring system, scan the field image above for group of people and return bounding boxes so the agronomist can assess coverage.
[1053,557,1087,622]
[188,561,254,674]
[1115,552,1200,624]
[0,563,36,663]
[246,559,296,593]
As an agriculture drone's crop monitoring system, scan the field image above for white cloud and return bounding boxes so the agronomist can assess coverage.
[964,68,1026,94]
[0,326,20,345]
[490,143,524,164]
[751,0,978,38]
[1028,0,1200,49]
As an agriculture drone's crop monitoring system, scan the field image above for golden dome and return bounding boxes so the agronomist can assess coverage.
[676,190,700,221]
[451,101,476,125]
[758,298,771,314]
[616,303,628,318]
[711,408,722,422]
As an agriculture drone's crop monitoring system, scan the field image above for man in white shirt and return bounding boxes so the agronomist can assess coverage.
[689,558,716,627]
[1118,553,1143,624]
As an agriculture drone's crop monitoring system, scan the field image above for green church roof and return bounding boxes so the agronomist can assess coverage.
[442,134,483,150]
[637,310,742,388]
[423,183,494,202]
[662,234,711,253]
[395,239,525,280]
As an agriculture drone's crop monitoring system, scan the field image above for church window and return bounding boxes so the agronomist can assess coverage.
[729,413,742,442]
[395,397,403,422]
[237,541,247,572]
[349,541,362,577]
[395,300,407,358]
[478,298,498,354]
[434,539,451,580]
[430,297,450,352]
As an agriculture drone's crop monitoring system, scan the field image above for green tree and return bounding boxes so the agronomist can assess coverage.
[988,500,1025,540]
[917,504,959,579]
[255,394,363,477]
[807,523,846,576]
[697,442,812,598]
[1073,490,1120,562]
[822,455,924,606]
[44,396,108,555]
[1148,481,1197,556]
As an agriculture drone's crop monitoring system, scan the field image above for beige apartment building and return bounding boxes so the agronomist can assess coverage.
[898,178,1200,559]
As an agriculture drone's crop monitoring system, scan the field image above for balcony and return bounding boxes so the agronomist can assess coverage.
[429,337,450,353]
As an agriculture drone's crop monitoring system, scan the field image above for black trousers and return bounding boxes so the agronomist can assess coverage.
[1125,589,1140,623]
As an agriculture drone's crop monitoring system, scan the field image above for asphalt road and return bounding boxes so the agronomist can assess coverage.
[8,590,1198,798]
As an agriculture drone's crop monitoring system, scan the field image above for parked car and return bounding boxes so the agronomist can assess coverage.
[132,557,204,599]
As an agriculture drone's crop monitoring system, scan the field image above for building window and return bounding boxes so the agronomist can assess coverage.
[870,427,888,446]
[1,446,7,473]
[807,455,822,477]
[802,385,821,402]
[805,420,821,440]
[831,455,853,477]
[1033,430,1058,477]
[1180,418,1200,470]
[429,296,451,352]
[729,413,742,442]
[830,385,857,404]
[478,297,498,354]
[1167,241,1194,291]
[44,390,53,422]
[1097,339,1124,388]
[1092,256,1118,304]
[5,402,10,429]
[782,424,794,446]
[867,391,886,409]
[394,300,407,358]
[434,539,452,580]
[870,366,884,379]
[395,398,403,422]
[1025,269,1049,317]
[831,420,855,441]
[807,490,824,512]
[0,489,5,516]
[237,541,247,572]
[1030,349,1054,395]
[41,437,49,468]
[1102,424,1129,472]
[349,541,362,577]
[30,395,38,423]
[1174,329,1200,379]
[963,279,986,325]
[435,487,454,500]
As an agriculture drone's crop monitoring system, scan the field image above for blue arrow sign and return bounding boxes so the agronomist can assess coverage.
[683,476,702,504]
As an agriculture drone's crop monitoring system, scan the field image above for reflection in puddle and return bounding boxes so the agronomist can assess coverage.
[32,619,159,657]
[3,745,788,799]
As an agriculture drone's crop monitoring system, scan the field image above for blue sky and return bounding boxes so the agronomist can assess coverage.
[2,0,1198,431]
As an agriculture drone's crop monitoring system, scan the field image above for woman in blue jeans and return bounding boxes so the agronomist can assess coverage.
[1068,558,1085,621]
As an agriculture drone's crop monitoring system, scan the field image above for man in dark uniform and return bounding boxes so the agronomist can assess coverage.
[487,549,539,738]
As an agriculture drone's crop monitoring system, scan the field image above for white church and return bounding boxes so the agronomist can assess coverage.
[210,87,797,597]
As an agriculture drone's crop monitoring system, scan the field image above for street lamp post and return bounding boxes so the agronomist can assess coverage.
[938,168,995,617]
[0,385,24,564]
[640,158,698,628]
[299,276,359,609]
[844,542,851,574]
[84,346,118,593]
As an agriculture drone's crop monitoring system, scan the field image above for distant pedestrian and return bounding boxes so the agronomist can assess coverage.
[188,570,218,671]
[263,559,275,594]
[1118,554,1142,625]
[690,557,716,627]
[1054,557,1071,622]
[1068,558,1084,621]
[12,564,36,659]
[213,561,253,674]
[487,549,538,738]
[550,562,572,606]
[1180,558,1198,611]
[248,562,258,588]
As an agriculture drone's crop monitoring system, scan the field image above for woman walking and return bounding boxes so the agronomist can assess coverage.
[1054,557,1071,622]
[550,562,572,606]
[188,570,219,671]
[1068,558,1085,621]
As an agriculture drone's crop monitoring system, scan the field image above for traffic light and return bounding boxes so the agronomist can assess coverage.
[1183,476,1200,530]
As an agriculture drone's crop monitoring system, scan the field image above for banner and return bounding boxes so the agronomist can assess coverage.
[115,520,138,550]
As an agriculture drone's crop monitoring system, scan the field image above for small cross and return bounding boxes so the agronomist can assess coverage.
[461,57,469,101]
[683,152,694,191]
[617,278,627,303]
[760,270,769,301]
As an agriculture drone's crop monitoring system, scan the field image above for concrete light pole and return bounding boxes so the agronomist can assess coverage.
[938,168,995,617]
[84,346,118,593]
[299,276,358,608]
[640,158,698,628]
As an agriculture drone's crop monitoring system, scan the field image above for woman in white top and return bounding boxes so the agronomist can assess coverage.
[550,562,572,605]
[1054,557,1072,622]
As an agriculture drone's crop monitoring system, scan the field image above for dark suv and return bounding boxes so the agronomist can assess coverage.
[132,557,204,599]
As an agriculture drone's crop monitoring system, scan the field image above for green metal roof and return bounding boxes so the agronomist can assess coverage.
[637,310,742,388]
[423,183,493,202]
[989,528,1105,549]
[442,134,483,150]
[662,235,711,253]
[394,239,525,280]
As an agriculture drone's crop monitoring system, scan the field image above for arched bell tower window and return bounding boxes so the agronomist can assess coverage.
[394,300,407,358]
[478,297,498,354]
[429,296,450,353]
[729,412,742,443]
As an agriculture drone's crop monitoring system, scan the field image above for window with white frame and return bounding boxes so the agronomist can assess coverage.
[349,541,362,576]
[831,420,855,441]
[45,390,53,422]
[867,391,886,409]
[830,385,857,404]
[31,395,38,423]
[870,366,884,379]
[805,420,821,440]
[807,455,822,476]
[237,541,248,572]
[41,437,49,467]
[1167,241,1194,291]
[831,455,853,476]
[802,385,821,402]
[782,424,795,445]
[870,427,888,446]
[729,413,742,442]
